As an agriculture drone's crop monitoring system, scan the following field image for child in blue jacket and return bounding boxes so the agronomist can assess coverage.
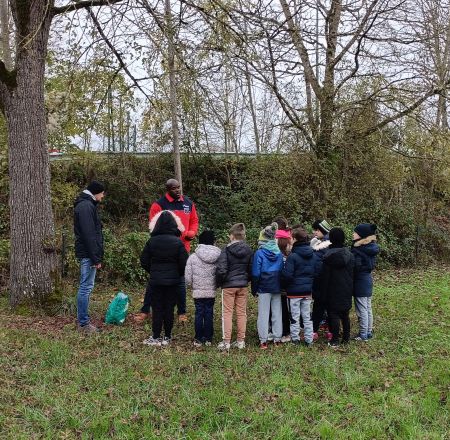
[252,223,284,349]
[351,223,380,341]
[282,228,319,346]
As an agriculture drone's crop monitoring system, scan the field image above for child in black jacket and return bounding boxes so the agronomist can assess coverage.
[140,210,188,347]
[318,228,355,347]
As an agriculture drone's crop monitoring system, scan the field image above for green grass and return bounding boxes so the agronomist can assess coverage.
[0,269,449,439]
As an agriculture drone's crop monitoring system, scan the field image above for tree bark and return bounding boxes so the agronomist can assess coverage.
[1,0,56,306]
[165,0,182,190]
[0,0,12,70]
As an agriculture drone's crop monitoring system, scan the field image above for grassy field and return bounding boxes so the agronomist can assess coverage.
[0,269,449,439]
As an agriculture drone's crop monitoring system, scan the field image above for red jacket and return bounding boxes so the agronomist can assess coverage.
[149,193,199,252]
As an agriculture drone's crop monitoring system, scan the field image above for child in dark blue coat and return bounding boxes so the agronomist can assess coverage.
[281,228,319,346]
[351,223,380,341]
[252,223,284,349]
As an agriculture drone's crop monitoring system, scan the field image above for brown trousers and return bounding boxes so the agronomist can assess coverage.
[221,287,248,342]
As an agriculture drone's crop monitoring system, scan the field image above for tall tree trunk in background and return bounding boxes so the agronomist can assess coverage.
[0,0,56,306]
[0,0,11,70]
[165,0,182,190]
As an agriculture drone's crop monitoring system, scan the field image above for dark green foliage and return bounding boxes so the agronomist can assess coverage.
[0,150,449,285]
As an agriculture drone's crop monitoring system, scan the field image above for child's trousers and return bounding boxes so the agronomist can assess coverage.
[194,298,215,342]
[222,288,248,342]
[354,296,373,339]
[289,297,313,343]
[257,293,282,343]
[328,309,350,343]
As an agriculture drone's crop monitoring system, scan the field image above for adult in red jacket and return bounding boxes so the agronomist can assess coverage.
[134,179,199,323]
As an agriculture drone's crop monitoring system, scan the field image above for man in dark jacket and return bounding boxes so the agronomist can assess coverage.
[141,210,189,347]
[74,181,105,333]
[318,228,354,347]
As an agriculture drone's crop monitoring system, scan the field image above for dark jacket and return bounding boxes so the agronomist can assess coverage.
[251,243,284,295]
[216,241,253,288]
[140,211,189,286]
[319,246,354,312]
[352,236,380,297]
[74,192,104,264]
[281,242,319,295]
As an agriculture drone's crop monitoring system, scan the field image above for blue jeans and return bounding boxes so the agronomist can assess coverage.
[194,298,215,342]
[77,258,97,327]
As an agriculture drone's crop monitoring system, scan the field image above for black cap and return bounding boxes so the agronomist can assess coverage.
[329,227,345,246]
[87,180,105,195]
[199,230,215,245]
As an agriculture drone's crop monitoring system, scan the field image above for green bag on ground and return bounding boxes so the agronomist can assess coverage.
[105,291,129,325]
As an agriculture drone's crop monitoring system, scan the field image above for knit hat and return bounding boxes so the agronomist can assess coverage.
[354,223,377,239]
[312,219,332,235]
[275,229,291,239]
[329,227,346,246]
[199,230,215,245]
[292,228,309,244]
[229,223,246,240]
[261,222,278,240]
[87,180,105,195]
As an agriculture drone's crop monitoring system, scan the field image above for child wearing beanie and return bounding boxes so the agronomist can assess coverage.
[311,219,333,340]
[252,223,284,349]
[351,223,380,341]
[318,227,354,347]
[273,216,293,343]
[185,230,221,346]
[215,223,253,350]
[281,228,319,346]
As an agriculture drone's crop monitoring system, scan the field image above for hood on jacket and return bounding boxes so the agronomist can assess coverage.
[291,242,313,259]
[262,240,280,255]
[353,236,380,256]
[149,210,185,236]
[260,247,280,262]
[151,211,182,237]
[324,247,353,268]
[195,244,221,264]
[74,192,98,207]
[227,240,252,258]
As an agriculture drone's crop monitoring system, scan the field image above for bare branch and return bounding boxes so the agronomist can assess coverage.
[53,0,123,16]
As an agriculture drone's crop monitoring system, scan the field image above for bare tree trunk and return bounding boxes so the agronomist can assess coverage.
[165,0,182,190]
[244,61,261,154]
[1,1,56,306]
[0,0,11,70]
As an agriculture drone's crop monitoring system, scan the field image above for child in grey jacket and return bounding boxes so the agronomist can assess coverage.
[185,230,221,346]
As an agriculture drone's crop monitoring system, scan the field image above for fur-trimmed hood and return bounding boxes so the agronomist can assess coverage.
[353,235,377,248]
[310,237,331,251]
[149,210,185,236]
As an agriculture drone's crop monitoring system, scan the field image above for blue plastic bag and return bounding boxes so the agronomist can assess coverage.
[105,291,129,325]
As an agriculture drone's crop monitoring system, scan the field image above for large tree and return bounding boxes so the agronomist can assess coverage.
[0,0,119,306]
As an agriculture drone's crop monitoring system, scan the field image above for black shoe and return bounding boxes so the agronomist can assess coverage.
[291,339,301,345]
[341,339,350,345]
[328,341,339,348]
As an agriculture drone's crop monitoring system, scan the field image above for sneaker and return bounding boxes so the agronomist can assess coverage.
[217,341,231,351]
[328,341,339,348]
[78,323,101,334]
[260,342,268,350]
[204,341,212,347]
[161,337,171,346]
[367,332,373,339]
[231,340,246,349]
[133,312,150,323]
[281,335,291,343]
[291,339,301,345]
[143,337,162,347]
[304,340,313,348]
[267,333,274,342]
[354,334,368,342]
[326,332,333,341]
[273,340,282,346]
[193,340,203,347]
[312,332,319,342]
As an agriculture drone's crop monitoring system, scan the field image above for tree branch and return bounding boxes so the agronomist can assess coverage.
[53,0,123,16]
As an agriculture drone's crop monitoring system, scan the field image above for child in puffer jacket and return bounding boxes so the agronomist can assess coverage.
[351,223,380,341]
[185,230,221,347]
[252,223,284,349]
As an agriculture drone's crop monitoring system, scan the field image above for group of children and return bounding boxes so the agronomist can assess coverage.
[140,211,380,349]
